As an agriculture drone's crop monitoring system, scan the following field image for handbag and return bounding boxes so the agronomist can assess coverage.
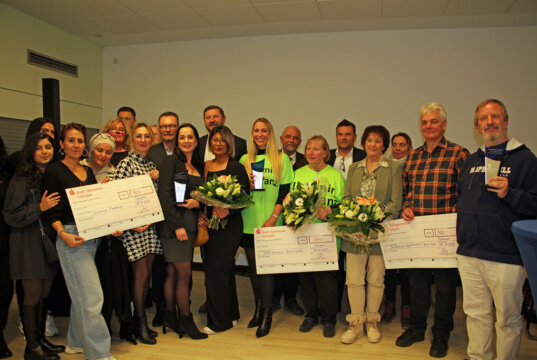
[33,192,59,263]
[194,207,209,247]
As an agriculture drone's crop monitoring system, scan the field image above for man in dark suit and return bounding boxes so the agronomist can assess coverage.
[197,105,247,163]
[146,111,180,327]
[328,119,366,179]
[280,125,308,171]
[327,119,366,318]
[272,125,307,316]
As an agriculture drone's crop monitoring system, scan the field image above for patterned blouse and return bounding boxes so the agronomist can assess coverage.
[114,152,162,262]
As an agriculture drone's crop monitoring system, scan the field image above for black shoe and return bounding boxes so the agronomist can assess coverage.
[256,308,272,338]
[0,340,12,359]
[380,302,395,324]
[39,339,64,355]
[119,321,137,345]
[152,306,164,328]
[429,338,448,358]
[135,314,157,345]
[395,327,425,347]
[322,323,336,338]
[198,301,208,314]
[37,302,64,355]
[24,346,59,360]
[283,299,304,316]
[299,317,318,333]
[178,313,208,340]
[248,300,263,328]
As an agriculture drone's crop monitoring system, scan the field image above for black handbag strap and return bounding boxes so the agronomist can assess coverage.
[31,191,46,237]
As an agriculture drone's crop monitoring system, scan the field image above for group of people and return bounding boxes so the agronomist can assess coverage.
[0,99,535,360]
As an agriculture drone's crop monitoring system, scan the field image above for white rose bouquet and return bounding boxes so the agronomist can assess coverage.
[282,180,326,231]
[326,195,391,253]
[191,174,254,229]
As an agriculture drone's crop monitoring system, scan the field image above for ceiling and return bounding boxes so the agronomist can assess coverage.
[3,0,537,46]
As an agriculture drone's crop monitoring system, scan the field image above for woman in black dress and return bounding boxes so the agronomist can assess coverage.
[4,133,64,360]
[201,126,250,335]
[159,124,207,339]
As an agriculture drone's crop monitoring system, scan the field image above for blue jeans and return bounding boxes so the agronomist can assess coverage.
[56,225,110,359]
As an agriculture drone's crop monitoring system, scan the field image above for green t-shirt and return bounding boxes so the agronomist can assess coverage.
[292,164,345,251]
[240,152,294,234]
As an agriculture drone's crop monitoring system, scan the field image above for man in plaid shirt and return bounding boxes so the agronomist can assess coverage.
[395,102,469,358]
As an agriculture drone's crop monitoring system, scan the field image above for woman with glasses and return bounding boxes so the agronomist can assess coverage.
[42,123,115,360]
[292,135,345,338]
[101,118,130,167]
[4,133,63,360]
[239,118,294,338]
[114,123,161,345]
[202,126,250,335]
[340,125,402,345]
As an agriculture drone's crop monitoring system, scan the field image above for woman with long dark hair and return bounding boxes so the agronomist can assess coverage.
[159,124,207,339]
[42,123,115,360]
[4,133,64,360]
[114,123,161,345]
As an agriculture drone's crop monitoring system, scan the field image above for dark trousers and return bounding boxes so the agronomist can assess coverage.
[299,271,338,324]
[384,269,411,306]
[408,268,458,340]
[0,242,13,337]
[273,273,299,303]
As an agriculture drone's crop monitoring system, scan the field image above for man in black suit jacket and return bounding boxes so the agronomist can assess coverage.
[197,105,247,163]
[280,125,308,171]
[328,119,366,179]
[145,111,180,327]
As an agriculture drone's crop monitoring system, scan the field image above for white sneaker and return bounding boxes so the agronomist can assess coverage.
[366,321,381,343]
[340,321,363,344]
[65,345,84,354]
[18,320,24,335]
[202,327,215,335]
[232,320,238,327]
[45,314,59,337]
[97,356,116,360]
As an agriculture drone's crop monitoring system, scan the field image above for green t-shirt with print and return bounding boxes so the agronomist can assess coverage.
[292,164,345,251]
[240,152,294,234]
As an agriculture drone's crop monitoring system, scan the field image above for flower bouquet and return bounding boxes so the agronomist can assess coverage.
[282,180,326,231]
[191,174,254,230]
[326,196,391,253]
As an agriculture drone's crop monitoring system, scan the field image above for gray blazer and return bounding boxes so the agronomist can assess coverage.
[341,158,403,254]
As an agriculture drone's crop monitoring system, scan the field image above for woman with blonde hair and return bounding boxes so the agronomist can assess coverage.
[240,118,294,337]
[101,118,131,167]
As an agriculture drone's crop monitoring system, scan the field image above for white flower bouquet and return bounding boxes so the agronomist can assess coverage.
[282,180,326,230]
[191,174,254,229]
[326,196,391,252]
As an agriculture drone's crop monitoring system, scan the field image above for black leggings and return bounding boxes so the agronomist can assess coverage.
[242,234,273,308]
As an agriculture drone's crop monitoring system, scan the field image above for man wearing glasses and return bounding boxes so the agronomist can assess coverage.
[328,119,366,180]
[146,111,180,327]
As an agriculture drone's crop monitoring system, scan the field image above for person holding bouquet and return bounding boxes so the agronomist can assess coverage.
[239,118,294,338]
[292,135,345,338]
[340,125,402,345]
[201,126,250,334]
[158,124,207,339]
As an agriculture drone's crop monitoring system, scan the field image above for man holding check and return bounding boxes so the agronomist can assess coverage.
[395,102,468,358]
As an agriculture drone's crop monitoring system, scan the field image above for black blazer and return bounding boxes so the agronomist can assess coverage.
[328,147,366,167]
[197,134,247,164]
[293,152,308,171]
[146,143,176,170]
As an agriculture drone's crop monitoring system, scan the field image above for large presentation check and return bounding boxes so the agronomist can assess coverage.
[379,213,457,269]
[254,223,338,275]
[66,175,164,240]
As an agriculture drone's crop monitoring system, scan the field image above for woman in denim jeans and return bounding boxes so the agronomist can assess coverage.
[42,123,116,360]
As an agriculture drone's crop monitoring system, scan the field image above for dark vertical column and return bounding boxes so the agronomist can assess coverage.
[42,78,60,130]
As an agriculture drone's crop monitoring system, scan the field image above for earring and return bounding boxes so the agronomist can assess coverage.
[59,148,65,157]
[82,149,89,158]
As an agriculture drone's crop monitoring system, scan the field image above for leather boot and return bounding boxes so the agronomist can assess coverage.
[38,301,64,355]
[248,300,262,328]
[162,310,181,335]
[255,308,272,338]
[136,313,156,345]
[22,305,59,360]
[178,313,208,340]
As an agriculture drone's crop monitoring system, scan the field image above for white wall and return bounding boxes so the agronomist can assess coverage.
[0,3,103,129]
[103,26,537,153]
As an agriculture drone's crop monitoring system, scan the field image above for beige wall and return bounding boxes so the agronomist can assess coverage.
[103,26,537,153]
[0,3,103,129]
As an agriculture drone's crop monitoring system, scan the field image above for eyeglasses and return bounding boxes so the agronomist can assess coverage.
[211,138,227,144]
[339,158,345,172]
[159,124,178,130]
[109,127,125,133]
